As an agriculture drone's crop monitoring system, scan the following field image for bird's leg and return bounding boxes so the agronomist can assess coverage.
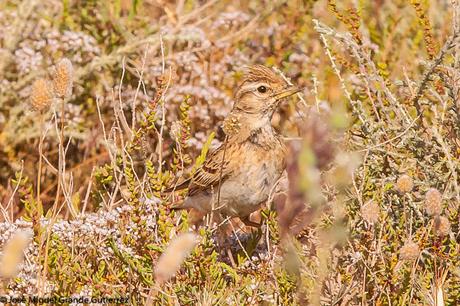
[209,213,237,266]
[227,249,237,267]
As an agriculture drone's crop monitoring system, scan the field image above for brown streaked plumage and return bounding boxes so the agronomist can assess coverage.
[169,65,300,226]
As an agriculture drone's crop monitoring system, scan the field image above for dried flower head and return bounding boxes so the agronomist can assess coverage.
[434,215,450,237]
[0,230,32,279]
[360,200,380,224]
[222,113,242,136]
[30,78,53,112]
[396,174,413,193]
[169,120,182,142]
[299,112,335,171]
[399,240,420,261]
[52,58,73,98]
[329,151,361,187]
[154,232,199,285]
[425,188,442,216]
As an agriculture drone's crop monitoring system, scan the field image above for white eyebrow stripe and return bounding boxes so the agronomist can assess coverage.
[235,81,273,100]
[246,82,270,92]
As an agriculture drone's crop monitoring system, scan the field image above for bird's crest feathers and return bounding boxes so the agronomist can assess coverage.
[240,65,285,87]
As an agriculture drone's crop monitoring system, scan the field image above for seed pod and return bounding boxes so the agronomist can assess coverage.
[425,188,442,216]
[154,232,199,285]
[396,174,413,193]
[434,215,450,237]
[399,240,420,261]
[361,200,380,224]
[52,58,73,98]
[0,230,32,279]
[30,78,53,112]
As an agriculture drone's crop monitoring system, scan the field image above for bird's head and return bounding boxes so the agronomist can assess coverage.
[233,65,300,118]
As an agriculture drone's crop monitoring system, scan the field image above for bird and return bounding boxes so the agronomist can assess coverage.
[168,65,300,227]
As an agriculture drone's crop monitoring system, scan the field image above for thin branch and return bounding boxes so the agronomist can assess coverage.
[411,28,460,116]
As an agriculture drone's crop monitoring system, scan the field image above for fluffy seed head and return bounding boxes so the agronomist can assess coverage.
[425,188,442,216]
[328,151,361,187]
[0,230,32,279]
[396,174,413,193]
[399,240,420,261]
[434,215,450,237]
[154,232,199,285]
[360,200,380,224]
[52,58,73,98]
[30,78,53,112]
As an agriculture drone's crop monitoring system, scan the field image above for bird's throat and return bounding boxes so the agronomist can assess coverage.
[247,124,280,149]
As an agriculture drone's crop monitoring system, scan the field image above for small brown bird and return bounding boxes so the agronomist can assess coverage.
[170,65,300,226]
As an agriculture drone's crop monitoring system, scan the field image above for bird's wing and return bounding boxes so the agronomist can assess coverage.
[187,142,234,196]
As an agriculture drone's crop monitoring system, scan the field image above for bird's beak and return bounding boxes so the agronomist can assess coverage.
[273,86,302,100]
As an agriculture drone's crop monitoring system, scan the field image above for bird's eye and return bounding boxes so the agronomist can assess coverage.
[257,86,267,93]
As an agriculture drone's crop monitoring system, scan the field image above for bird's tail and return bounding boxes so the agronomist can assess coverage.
[170,200,186,210]
[169,201,206,228]
[164,180,190,193]
[169,196,195,210]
